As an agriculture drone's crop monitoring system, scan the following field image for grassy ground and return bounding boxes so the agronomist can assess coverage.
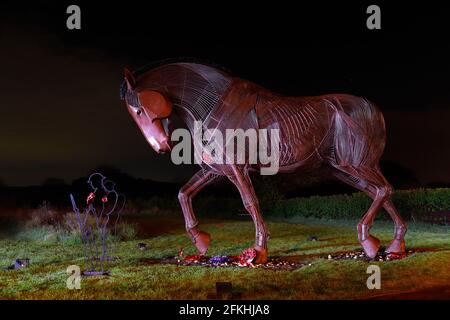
[1,214,449,299]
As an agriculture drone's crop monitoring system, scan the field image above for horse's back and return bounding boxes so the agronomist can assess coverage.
[254,90,386,169]
[254,91,336,168]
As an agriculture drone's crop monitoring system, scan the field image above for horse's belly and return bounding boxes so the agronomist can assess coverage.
[278,136,324,167]
[261,110,333,167]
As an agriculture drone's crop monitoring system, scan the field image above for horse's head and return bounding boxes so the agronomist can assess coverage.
[120,68,173,154]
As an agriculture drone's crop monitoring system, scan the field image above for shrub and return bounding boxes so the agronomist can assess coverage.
[114,222,138,240]
[26,201,63,230]
[63,211,97,234]
[264,188,450,220]
[21,202,138,243]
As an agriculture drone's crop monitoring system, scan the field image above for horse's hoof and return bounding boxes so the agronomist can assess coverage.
[385,239,405,254]
[361,235,381,259]
[254,246,268,264]
[193,231,211,255]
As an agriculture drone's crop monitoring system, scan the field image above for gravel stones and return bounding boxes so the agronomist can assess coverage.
[326,249,414,262]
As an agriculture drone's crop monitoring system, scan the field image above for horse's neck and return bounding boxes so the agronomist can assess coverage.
[169,83,232,134]
[137,63,233,133]
[173,105,199,135]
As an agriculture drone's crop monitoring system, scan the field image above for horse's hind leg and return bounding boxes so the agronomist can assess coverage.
[332,165,394,258]
[228,165,269,263]
[178,169,222,255]
[381,200,407,254]
[369,173,407,254]
[333,168,407,255]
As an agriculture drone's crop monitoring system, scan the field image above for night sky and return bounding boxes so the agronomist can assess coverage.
[1,2,450,186]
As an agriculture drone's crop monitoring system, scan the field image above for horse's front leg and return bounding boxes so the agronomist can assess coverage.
[178,169,222,255]
[228,165,269,264]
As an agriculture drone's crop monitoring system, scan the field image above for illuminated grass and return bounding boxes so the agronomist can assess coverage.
[0,216,449,299]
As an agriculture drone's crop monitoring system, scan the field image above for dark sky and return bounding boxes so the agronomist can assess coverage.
[1,2,450,186]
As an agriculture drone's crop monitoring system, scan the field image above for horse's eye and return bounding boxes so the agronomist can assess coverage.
[136,109,142,116]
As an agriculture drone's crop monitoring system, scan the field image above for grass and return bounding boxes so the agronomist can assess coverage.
[0,214,449,299]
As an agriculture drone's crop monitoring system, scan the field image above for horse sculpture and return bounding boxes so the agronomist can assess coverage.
[120,60,407,263]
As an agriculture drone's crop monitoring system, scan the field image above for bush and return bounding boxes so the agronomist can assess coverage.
[26,202,63,230]
[114,222,138,240]
[21,202,139,243]
[264,188,450,220]
[63,211,97,234]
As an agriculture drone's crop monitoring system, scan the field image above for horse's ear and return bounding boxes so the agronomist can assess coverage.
[124,67,136,90]
[138,90,172,119]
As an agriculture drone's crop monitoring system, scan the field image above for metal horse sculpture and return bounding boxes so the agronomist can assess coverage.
[120,60,407,263]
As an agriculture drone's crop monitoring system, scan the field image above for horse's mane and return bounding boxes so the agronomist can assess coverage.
[131,57,233,78]
[120,57,232,100]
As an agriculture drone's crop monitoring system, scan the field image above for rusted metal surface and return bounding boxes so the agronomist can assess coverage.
[120,61,407,262]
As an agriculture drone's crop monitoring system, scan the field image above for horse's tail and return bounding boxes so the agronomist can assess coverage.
[330,94,386,168]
